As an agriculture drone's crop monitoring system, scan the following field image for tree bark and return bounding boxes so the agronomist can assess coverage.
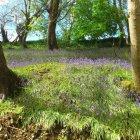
[0,25,9,43]
[113,0,126,47]
[0,42,19,100]
[16,24,28,49]
[118,24,125,47]
[125,19,130,46]
[128,0,140,93]
[0,43,8,100]
[118,0,126,47]
[20,32,28,49]
[48,0,60,50]
[18,35,28,48]
[48,21,58,50]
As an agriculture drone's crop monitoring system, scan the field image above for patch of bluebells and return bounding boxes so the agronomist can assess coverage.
[59,58,131,69]
[8,61,38,68]
[124,91,140,108]
[6,48,131,69]
[18,61,140,138]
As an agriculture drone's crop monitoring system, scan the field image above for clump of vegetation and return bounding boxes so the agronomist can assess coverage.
[1,62,139,139]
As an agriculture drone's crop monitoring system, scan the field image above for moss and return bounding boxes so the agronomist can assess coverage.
[120,80,136,92]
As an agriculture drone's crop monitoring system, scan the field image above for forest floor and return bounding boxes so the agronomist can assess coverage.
[0,47,140,140]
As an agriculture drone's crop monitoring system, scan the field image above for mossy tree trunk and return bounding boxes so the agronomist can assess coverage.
[0,42,19,100]
[128,0,140,93]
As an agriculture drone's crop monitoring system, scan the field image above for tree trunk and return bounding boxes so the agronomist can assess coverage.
[121,0,130,46]
[118,0,126,47]
[48,0,59,50]
[113,0,125,47]
[17,31,28,48]
[16,24,28,49]
[0,43,9,100]
[1,25,9,43]
[128,0,140,93]
[118,24,125,47]
[21,32,28,49]
[125,19,130,46]
[0,42,19,100]
[48,21,58,50]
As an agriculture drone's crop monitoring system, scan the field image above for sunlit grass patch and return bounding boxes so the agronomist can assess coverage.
[1,62,138,139]
[0,100,23,116]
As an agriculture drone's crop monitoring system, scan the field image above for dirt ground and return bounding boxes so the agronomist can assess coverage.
[0,113,90,140]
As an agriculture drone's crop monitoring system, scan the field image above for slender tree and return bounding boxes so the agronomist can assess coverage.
[122,0,130,45]
[58,3,75,43]
[128,0,140,93]
[113,0,126,47]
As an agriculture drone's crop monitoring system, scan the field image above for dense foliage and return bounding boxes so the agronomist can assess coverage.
[0,0,129,48]
[72,0,117,40]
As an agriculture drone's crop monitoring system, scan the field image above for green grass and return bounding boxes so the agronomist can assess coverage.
[0,62,139,140]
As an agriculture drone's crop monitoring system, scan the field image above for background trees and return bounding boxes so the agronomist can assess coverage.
[72,0,118,40]
[0,0,130,49]
[14,0,48,48]
[0,3,16,43]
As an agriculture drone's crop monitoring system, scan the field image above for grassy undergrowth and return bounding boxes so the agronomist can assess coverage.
[0,62,140,140]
